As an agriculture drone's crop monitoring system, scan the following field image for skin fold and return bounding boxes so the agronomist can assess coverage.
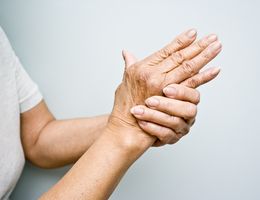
[20,29,221,199]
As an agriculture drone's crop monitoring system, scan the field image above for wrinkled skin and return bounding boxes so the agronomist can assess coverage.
[107,29,222,145]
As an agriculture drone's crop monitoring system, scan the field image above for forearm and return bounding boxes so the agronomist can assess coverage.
[39,127,154,200]
[28,114,109,168]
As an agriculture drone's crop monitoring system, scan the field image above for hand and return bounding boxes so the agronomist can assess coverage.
[107,29,222,149]
[131,67,220,146]
[124,45,220,146]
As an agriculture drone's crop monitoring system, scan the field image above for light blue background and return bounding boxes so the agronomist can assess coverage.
[0,0,259,199]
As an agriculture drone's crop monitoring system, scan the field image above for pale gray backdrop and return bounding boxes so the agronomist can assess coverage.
[0,0,259,199]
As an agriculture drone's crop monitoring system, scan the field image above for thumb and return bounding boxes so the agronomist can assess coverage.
[122,50,138,68]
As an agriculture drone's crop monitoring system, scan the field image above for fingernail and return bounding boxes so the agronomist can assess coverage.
[211,41,222,51]
[211,67,221,76]
[145,97,159,107]
[163,86,177,97]
[186,29,197,38]
[207,34,217,43]
[130,106,144,115]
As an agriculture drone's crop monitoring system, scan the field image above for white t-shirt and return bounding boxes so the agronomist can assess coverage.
[0,26,42,199]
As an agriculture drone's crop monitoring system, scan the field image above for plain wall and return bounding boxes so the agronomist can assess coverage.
[0,0,259,199]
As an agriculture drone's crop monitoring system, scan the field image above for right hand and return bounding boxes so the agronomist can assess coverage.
[131,68,220,146]
[106,29,222,148]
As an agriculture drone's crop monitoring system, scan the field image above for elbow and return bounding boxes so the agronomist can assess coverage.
[24,147,59,169]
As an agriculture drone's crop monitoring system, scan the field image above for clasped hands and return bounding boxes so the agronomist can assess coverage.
[107,29,221,148]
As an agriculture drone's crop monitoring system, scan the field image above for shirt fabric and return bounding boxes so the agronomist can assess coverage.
[0,26,42,200]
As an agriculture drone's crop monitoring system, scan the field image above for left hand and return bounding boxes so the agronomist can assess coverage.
[124,48,220,146]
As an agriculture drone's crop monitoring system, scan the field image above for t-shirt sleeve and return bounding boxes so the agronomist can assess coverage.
[15,57,43,113]
[0,26,43,113]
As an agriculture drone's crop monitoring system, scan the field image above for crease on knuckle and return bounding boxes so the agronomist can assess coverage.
[172,51,184,65]
[182,61,196,76]
[159,47,171,59]
[176,86,185,98]
[187,77,198,88]
[166,115,176,125]
[202,49,213,60]
[169,116,180,130]
[175,37,185,47]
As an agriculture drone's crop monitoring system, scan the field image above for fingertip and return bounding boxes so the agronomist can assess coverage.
[206,34,218,43]
[186,28,197,38]
[210,67,221,76]
[130,106,144,115]
[163,86,177,97]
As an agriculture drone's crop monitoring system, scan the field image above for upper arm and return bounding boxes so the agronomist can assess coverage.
[13,49,54,159]
[21,100,55,160]
[0,26,55,162]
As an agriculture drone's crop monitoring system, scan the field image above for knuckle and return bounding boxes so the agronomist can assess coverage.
[175,37,185,47]
[159,47,171,59]
[167,115,176,125]
[202,49,213,60]
[147,78,160,90]
[181,126,190,135]
[138,68,150,82]
[172,51,184,65]
[186,103,197,118]
[168,135,180,144]
[190,118,196,126]
[159,130,173,143]
[182,61,196,76]
[175,86,185,98]
[186,78,198,88]
[170,117,182,130]
[173,117,182,125]
[194,90,200,104]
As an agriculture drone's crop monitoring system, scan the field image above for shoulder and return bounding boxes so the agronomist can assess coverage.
[0,25,11,48]
[0,26,17,72]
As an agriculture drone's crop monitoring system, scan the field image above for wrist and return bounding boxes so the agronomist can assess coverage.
[104,122,155,160]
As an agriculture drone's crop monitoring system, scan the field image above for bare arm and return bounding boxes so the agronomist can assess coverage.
[21,29,220,170]
[39,125,153,200]
[39,29,221,200]
[22,64,217,169]
[21,103,108,168]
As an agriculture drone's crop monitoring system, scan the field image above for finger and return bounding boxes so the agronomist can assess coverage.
[145,96,197,120]
[159,34,218,73]
[181,67,221,88]
[122,50,138,68]
[186,118,196,126]
[163,84,200,104]
[152,136,182,147]
[130,105,190,133]
[143,29,197,65]
[165,40,222,84]
[153,139,166,147]
[169,133,184,144]
[138,120,180,145]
